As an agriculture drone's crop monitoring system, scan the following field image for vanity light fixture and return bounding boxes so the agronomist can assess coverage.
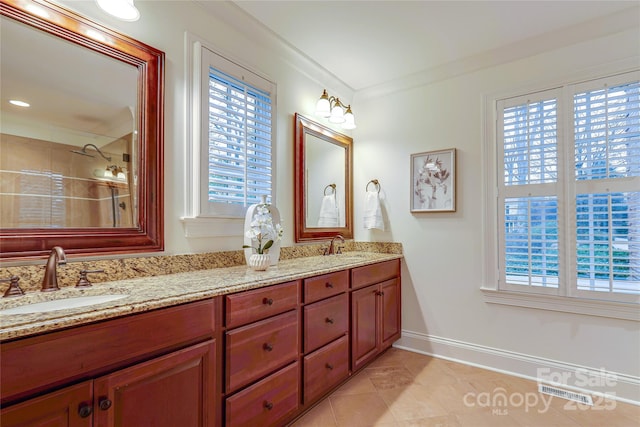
[95,0,140,21]
[94,166,127,182]
[106,165,124,177]
[315,89,356,130]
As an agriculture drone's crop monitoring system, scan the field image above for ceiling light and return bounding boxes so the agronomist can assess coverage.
[95,0,140,21]
[315,89,356,130]
[9,100,30,108]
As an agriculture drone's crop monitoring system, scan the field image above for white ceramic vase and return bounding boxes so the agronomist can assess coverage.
[248,253,270,271]
[243,195,281,266]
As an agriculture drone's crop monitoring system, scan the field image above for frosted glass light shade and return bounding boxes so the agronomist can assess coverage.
[95,0,140,21]
[315,97,331,118]
[342,110,356,129]
[329,104,345,123]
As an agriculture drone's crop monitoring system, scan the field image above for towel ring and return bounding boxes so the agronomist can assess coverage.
[324,183,336,195]
[366,179,380,193]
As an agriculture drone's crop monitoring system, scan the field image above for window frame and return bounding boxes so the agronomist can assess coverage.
[182,33,277,237]
[482,67,640,321]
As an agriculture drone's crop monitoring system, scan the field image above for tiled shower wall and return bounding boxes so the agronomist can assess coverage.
[0,134,133,228]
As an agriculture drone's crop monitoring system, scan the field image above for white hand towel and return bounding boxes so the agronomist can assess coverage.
[363,190,384,230]
[318,195,339,227]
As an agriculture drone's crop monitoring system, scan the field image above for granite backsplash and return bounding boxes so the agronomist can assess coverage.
[0,241,402,293]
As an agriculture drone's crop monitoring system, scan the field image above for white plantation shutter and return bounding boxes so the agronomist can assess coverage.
[497,71,640,302]
[503,196,559,289]
[502,97,558,186]
[200,48,275,217]
[572,77,640,299]
[498,89,562,294]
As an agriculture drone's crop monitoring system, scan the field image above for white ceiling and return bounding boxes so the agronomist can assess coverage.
[232,1,639,91]
[0,14,138,145]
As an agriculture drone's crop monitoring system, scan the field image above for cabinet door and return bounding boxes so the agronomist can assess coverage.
[93,340,216,427]
[351,284,378,371]
[380,278,401,349]
[0,381,92,427]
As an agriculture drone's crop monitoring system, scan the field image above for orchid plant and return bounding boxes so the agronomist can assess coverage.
[243,203,283,254]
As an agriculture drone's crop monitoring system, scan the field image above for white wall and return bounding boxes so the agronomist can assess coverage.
[57,0,353,256]
[57,0,639,402]
[352,25,640,402]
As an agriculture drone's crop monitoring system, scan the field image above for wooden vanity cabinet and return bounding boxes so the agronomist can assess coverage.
[351,260,401,371]
[301,270,350,405]
[223,280,301,427]
[0,299,220,427]
[1,257,402,427]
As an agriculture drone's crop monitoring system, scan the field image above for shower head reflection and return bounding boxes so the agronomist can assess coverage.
[70,143,112,162]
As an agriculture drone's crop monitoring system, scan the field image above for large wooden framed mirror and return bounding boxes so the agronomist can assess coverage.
[0,0,164,259]
[294,113,353,242]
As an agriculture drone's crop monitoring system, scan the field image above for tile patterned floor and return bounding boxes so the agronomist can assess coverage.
[291,348,640,427]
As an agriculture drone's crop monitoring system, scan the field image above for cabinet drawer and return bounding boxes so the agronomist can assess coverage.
[226,362,299,427]
[303,335,349,405]
[303,293,348,353]
[226,310,298,393]
[351,259,400,290]
[304,270,349,303]
[226,280,299,328]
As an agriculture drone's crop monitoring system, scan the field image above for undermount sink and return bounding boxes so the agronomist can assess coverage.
[0,294,128,315]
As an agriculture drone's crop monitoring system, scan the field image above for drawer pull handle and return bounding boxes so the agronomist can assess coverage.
[325,282,334,288]
[263,343,273,351]
[98,398,112,411]
[264,401,274,410]
[325,317,334,324]
[78,403,93,418]
[263,297,274,305]
[325,363,334,370]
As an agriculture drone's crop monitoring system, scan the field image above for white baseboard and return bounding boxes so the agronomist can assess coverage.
[395,330,640,406]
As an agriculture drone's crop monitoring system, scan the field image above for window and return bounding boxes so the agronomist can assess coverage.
[201,53,274,217]
[183,37,276,237]
[490,71,639,309]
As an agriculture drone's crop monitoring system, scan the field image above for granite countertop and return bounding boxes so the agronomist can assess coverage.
[0,252,402,341]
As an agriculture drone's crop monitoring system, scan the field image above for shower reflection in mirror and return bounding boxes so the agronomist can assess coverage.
[0,135,133,229]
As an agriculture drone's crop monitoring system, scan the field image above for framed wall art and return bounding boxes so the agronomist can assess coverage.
[411,148,456,212]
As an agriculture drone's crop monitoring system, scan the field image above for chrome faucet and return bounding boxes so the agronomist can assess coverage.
[41,246,67,292]
[324,234,345,255]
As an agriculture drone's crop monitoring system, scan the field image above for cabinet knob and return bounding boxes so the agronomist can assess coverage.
[325,317,334,324]
[325,363,334,370]
[98,398,112,411]
[263,343,273,351]
[376,291,385,296]
[78,403,93,418]
[325,282,333,288]
[263,297,274,306]
[264,401,274,410]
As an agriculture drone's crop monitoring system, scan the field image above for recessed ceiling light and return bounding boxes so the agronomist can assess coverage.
[95,0,140,22]
[9,100,30,108]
